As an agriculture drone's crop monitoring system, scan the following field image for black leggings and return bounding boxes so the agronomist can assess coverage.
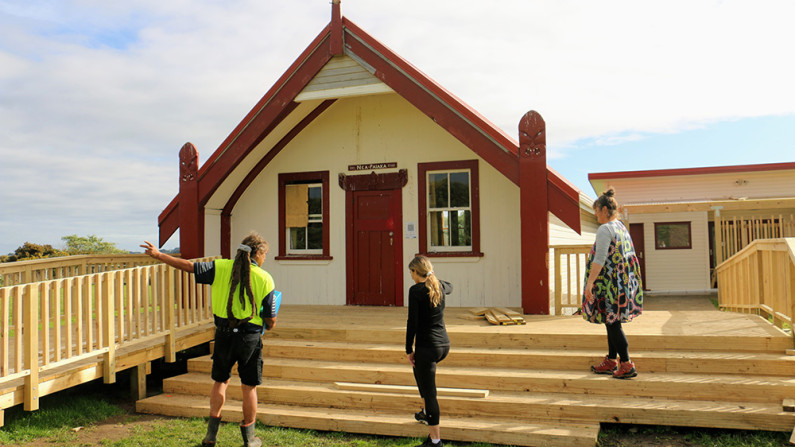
[606,321,630,363]
[413,345,450,426]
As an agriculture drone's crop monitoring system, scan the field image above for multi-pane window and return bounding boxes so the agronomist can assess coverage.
[427,170,472,250]
[277,171,330,260]
[286,183,323,254]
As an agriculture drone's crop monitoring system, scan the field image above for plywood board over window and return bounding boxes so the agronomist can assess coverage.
[285,184,309,227]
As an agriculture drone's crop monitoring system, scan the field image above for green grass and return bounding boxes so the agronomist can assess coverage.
[0,394,123,444]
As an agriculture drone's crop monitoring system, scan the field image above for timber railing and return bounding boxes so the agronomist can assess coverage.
[0,254,164,287]
[716,238,795,338]
[550,244,592,315]
[0,257,215,411]
[716,213,795,264]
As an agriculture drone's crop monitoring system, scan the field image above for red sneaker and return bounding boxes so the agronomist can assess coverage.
[591,356,618,374]
[613,361,637,379]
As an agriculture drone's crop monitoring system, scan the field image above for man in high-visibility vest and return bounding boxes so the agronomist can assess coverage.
[141,231,277,447]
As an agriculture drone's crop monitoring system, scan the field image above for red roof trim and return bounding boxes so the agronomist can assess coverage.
[589,161,795,181]
[158,196,179,247]
[158,15,584,238]
[222,100,336,216]
[343,19,518,154]
[198,25,333,176]
[343,19,520,184]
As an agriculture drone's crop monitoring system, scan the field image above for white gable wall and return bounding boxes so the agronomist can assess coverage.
[627,211,711,291]
[223,93,525,307]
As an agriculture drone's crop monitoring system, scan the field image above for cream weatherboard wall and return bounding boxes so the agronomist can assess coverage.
[597,170,795,205]
[209,93,527,308]
[628,211,711,291]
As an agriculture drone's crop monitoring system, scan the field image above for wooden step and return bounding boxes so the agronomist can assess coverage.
[267,320,793,353]
[262,339,795,376]
[162,372,795,431]
[188,356,795,404]
[136,392,599,447]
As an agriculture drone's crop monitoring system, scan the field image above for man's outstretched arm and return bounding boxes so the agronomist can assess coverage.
[140,241,194,273]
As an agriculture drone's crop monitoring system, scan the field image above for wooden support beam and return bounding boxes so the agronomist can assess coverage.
[23,284,39,411]
[131,363,148,401]
[334,382,488,398]
[165,266,177,363]
[102,272,116,384]
[178,142,204,259]
[518,111,549,315]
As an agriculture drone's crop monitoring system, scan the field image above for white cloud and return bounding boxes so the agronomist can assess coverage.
[0,0,793,253]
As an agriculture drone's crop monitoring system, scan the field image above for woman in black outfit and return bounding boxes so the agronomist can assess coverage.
[406,255,453,447]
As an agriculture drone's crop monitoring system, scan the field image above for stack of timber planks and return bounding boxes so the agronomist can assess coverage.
[465,307,527,325]
[136,306,795,447]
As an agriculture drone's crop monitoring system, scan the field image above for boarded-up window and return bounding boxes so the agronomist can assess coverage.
[277,171,330,259]
[287,184,323,253]
[285,184,309,227]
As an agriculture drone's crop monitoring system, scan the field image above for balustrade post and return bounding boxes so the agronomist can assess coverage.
[165,266,177,363]
[102,272,116,384]
[23,284,39,411]
[554,250,562,315]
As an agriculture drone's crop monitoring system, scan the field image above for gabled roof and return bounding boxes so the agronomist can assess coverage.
[159,11,581,246]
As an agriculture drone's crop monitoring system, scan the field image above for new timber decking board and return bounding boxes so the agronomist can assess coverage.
[137,392,599,447]
[159,372,795,431]
[268,305,792,352]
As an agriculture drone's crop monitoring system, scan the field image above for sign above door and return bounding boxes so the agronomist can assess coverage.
[348,162,397,171]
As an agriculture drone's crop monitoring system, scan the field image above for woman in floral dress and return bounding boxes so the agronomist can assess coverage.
[583,188,643,379]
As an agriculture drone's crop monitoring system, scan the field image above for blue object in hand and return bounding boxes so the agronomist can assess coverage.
[260,290,282,332]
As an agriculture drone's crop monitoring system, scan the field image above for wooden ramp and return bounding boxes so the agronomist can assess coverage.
[136,303,795,446]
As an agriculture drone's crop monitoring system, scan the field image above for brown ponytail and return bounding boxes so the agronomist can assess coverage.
[592,188,619,218]
[226,232,269,328]
[408,255,443,307]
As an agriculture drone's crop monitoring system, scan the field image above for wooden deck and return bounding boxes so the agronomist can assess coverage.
[137,296,795,447]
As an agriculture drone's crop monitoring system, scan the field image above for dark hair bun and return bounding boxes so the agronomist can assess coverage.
[603,188,615,198]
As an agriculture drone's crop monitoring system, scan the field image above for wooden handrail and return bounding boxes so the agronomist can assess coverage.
[550,244,592,315]
[0,254,174,287]
[716,238,795,343]
[0,257,216,408]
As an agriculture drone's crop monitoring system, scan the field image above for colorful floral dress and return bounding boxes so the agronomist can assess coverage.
[582,220,643,324]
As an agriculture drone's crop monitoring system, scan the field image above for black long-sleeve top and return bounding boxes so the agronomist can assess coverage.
[405,280,453,354]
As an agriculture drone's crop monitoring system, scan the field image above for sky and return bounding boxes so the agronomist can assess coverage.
[1,0,794,255]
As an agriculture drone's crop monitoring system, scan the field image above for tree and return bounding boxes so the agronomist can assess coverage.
[0,242,68,263]
[62,234,127,255]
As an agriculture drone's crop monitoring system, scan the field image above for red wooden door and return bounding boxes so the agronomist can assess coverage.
[347,189,403,306]
[629,223,647,291]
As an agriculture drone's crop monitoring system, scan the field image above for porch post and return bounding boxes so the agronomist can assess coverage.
[519,111,549,315]
[178,143,204,259]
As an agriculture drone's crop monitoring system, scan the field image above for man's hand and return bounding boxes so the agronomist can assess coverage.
[140,241,194,272]
[264,317,277,331]
[140,241,161,260]
[407,352,415,367]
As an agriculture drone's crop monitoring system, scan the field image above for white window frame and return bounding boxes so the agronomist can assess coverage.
[426,169,473,253]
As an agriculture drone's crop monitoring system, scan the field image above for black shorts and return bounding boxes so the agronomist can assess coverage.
[211,328,263,387]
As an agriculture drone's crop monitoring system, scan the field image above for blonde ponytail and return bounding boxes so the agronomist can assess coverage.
[408,255,443,307]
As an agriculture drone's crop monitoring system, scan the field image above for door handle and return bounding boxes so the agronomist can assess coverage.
[389,231,394,246]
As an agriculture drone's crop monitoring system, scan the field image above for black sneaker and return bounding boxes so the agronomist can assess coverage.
[414,409,429,425]
[415,436,444,447]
